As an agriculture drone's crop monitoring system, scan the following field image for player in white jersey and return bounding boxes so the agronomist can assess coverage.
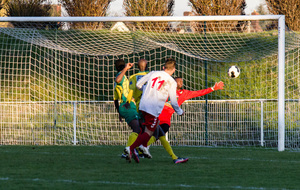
[124,58,184,163]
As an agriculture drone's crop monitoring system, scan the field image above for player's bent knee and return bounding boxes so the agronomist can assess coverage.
[160,124,170,133]
[129,119,141,133]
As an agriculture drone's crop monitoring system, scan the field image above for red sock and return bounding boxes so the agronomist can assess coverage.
[130,132,151,152]
[142,139,148,147]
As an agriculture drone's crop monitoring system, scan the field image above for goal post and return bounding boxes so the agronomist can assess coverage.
[0,15,298,150]
[277,15,285,151]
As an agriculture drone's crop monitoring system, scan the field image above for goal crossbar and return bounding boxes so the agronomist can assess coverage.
[0,15,283,22]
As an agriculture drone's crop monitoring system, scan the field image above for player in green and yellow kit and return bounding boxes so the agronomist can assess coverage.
[113,59,140,157]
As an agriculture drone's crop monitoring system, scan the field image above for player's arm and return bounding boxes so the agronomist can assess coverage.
[136,72,151,90]
[185,81,224,100]
[114,100,119,112]
[115,63,134,84]
[113,86,123,122]
[211,81,224,91]
[169,81,184,116]
[114,100,123,122]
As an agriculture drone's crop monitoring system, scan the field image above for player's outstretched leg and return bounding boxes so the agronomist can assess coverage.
[122,132,139,159]
[127,131,152,163]
[122,119,140,159]
[159,135,189,164]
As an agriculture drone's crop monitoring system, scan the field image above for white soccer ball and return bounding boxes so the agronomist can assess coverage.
[227,65,240,78]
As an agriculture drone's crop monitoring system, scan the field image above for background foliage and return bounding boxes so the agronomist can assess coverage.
[123,0,174,31]
[59,0,112,29]
[265,0,300,31]
[189,0,246,15]
[0,0,4,10]
[123,0,174,16]
[5,0,51,17]
[3,0,51,28]
[188,0,247,32]
[4,0,51,28]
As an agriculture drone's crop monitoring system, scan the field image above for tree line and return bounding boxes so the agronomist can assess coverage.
[0,0,299,31]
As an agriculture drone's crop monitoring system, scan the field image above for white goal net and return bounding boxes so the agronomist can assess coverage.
[0,16,299,150]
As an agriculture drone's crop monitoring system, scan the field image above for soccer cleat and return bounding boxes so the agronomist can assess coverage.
[132,149,140,163]
[173,157,189,164]
[136,147,145,158]
[124,147,132,163]
[139,145,152,159]
[124,147,139,163]
[121,153,128,159]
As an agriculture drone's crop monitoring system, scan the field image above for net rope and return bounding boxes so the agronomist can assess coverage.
[0,18,299,148]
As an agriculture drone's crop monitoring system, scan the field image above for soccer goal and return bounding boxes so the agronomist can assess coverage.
[0,16,299,151]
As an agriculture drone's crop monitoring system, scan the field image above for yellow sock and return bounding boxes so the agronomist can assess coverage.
[126,132,139,147]
[147,136,157,146]
[159,136,178,160]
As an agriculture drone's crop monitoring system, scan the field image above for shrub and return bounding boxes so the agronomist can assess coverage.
[5,0,53,29]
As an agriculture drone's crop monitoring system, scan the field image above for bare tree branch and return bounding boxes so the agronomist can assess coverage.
[266,0,300,31]
[59,0,112,30]
[123,0,174,31]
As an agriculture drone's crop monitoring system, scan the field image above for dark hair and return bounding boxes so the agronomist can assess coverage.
[115,59,125,72]
[174,76,182,80]
[164,58,176,70]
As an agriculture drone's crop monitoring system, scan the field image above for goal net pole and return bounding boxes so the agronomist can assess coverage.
[278,15,285,152]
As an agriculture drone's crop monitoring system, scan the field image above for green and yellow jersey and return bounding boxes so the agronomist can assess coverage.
[126,71,149,111]
[114,71,139,124]
[113,72,130,103]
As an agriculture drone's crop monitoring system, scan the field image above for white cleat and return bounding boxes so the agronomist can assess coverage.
[139,145,152,159]
[124,147,132,163]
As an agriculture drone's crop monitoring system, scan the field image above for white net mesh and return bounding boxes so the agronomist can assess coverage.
[0,17,299,149]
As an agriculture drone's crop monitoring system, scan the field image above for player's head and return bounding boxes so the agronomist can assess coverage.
[138,59,148,71]
[175,77,183,89]
[114,59,125,72]
[163,58,176,75]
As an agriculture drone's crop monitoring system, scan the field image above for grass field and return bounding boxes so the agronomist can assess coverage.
[0,146,299,190]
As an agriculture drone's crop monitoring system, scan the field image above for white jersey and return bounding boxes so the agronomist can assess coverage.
[136,71,183,117]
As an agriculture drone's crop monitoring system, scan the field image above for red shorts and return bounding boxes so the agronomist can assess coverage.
[142,111,159,132]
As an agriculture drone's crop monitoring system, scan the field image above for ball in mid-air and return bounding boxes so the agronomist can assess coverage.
[227,65,240,78]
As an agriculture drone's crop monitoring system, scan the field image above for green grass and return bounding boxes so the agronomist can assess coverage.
[0,146,299,190]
